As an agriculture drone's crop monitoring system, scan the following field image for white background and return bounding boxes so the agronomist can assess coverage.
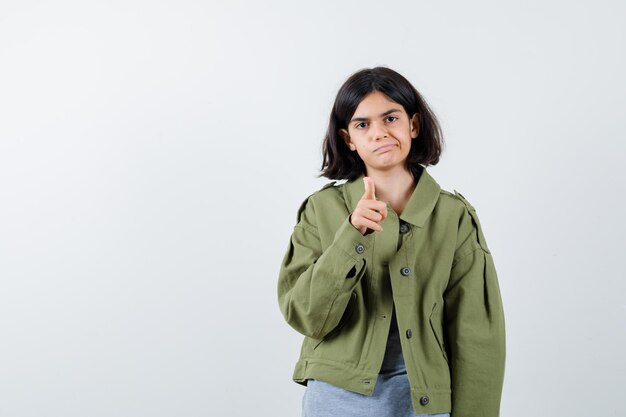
[1,1,625,416]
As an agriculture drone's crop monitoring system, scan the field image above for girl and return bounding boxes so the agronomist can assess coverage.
[277,67,506,417]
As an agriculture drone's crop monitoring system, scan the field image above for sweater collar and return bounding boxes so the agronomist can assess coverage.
[341,166,441,228]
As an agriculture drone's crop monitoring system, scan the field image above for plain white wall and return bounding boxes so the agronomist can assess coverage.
[1,0,624,416]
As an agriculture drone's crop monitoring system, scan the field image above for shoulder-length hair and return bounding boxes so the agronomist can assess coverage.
[319,66,444,181]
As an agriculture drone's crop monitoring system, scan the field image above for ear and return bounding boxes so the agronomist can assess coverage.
[410,113,420,138]
[339,128,351,146]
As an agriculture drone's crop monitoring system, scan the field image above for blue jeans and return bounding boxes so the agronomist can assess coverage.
[302,376,450,417]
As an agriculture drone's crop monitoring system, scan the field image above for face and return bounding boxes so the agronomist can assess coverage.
[339,90,419,175]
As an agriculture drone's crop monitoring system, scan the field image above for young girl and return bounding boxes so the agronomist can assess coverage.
[277,67,506,417]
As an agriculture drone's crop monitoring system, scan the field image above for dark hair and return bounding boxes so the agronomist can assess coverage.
[319,66,444,181]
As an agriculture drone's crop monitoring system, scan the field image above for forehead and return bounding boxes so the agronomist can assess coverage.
[353,91,405,116]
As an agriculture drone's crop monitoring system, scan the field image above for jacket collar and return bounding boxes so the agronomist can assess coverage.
[342,166,441,228]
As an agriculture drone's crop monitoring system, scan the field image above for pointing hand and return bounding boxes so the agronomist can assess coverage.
[349,177,388,236]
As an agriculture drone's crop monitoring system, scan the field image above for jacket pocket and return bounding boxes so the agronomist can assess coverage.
[313,290,358,350]
[429,302,449,364]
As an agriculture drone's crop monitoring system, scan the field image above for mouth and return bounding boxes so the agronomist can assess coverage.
[376,144,396,153]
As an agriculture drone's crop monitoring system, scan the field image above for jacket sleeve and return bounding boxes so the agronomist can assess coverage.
[444,195,506,417]
[277,193,373,340]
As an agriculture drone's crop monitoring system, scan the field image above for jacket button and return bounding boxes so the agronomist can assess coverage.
[420,395,429,405]
[400,266,411,276]
[399,223,409,233]
[355,243,365,254]
[406,329,412,339]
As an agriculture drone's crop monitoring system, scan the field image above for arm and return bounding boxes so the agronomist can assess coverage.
[444,197,506,417]
[277,194,373,340]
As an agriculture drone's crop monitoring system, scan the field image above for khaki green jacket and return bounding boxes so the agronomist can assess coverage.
[277,166,506,417]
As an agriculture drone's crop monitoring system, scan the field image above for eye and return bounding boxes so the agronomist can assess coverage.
[386,116,398,122]
[355,122,367,129]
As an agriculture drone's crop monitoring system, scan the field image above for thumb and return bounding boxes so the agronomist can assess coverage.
[362,177,376,200]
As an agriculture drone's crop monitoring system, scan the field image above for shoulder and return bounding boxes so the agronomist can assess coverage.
[439,188,477,213]
[293,180,341,225]
[440,188,491,254]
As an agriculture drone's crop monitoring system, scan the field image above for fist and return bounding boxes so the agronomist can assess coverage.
[349,177,388,236]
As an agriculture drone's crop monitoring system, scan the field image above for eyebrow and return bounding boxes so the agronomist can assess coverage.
[350,108,402,123]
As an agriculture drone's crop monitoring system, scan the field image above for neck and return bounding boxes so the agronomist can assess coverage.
[365,166,417,211]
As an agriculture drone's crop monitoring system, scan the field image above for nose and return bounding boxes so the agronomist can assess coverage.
[369,120,388,140]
